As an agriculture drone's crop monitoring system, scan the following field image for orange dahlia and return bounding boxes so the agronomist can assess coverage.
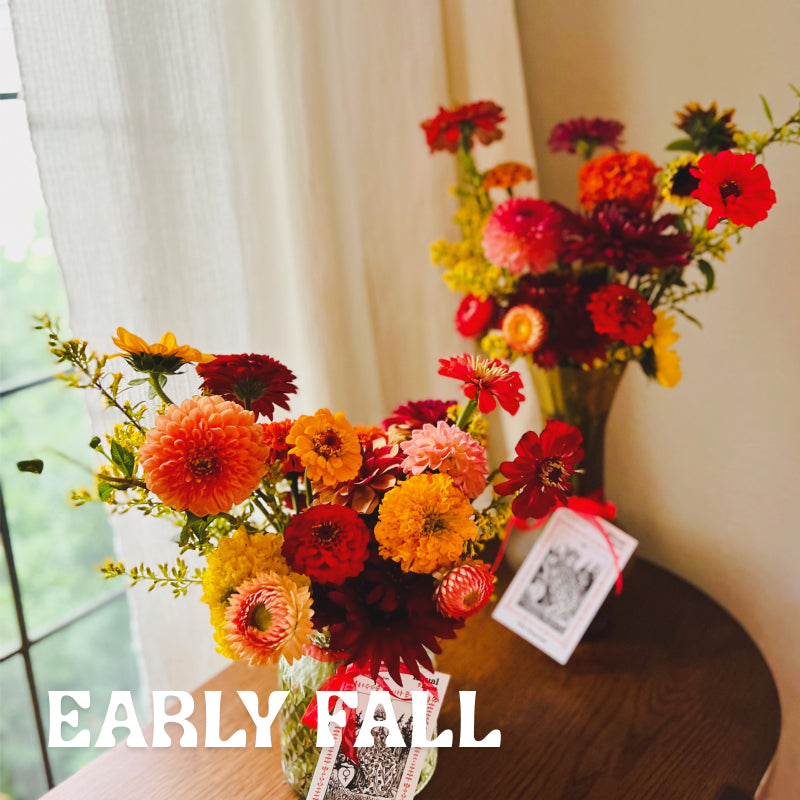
[287,409,362,486]
[501,304,548,354]
[436,561,495,620]
[483,161,535,190]
[139,395,269,516]
[224,571,314,665]
[578,151,660,212]
[374,473,478,574]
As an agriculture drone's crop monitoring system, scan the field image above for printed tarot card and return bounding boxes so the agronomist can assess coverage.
[307,668,450,800]
[492,507,637,664]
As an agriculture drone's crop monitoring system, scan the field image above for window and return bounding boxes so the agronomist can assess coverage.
[0,5,142,797]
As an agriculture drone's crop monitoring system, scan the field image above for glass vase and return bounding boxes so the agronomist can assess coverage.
[277,647,439,798]
[528,361,626,499]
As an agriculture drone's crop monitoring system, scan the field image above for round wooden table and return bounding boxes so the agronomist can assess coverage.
[432,558,780,800]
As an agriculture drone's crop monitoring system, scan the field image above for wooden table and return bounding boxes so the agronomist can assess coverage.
[43,560,780,800]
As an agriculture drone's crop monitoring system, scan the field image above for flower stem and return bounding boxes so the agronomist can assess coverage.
[148,374,175,406]
[455,397,479,430]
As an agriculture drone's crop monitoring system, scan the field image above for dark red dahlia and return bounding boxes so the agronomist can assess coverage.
[495,420,584,520]
[547,117,625,158]
[196,353,297,420]
[282,505,370,585]
[587,284,656,346]
[438,354,525,415]
[691,150,776,228]
[421,101,505,153]
[382,398,455,434]
[312,551,463,683]
[455,294,496,338]
[560,202,693,275]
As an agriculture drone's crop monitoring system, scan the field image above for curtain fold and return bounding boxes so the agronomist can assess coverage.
[11,0,535,690]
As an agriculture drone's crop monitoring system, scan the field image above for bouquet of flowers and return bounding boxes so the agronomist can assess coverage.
[31,320,585,793]
[421,93,800,387]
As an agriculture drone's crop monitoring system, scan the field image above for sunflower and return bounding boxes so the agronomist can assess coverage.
[110,328,213,374]
[661,154,701,208]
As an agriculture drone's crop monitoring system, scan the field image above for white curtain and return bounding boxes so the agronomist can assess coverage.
[11,0,537,691]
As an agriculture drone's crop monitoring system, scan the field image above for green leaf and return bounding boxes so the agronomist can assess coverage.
[760,94,775,126]
[98,482,115,502]
[789,83,800,98]
[16,459,44,474]
[674,306,703,328]
[697,259,715,292]
[110,440,135,477]
[180,511,213,547]
[665,138,697,152]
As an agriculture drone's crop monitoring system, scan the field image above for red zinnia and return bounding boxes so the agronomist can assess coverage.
[282,505,370,585]
[261,419,304,474]
[587,284,655,345]
[690,150,776,228]
[382,398,455,434]
[455,294,496,338]
[197,354,297,420]
[438,354,525,415]
[495,420,584,520]
[421,101,505,153]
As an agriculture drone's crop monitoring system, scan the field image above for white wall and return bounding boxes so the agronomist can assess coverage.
[515,0,800,796]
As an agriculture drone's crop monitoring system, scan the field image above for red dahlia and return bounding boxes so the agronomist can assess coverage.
[197,354,297,420]
[455,294,496,338]
[587,284,655,345]
[438,354,525,415]
[421,101,505,153]
[547,117,625,158]
[691,150,776,228]
[282,505,370,585]
[496,420,584,520]
[312,553,462,683]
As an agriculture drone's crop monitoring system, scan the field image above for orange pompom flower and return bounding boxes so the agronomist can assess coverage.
[139,395,269,516]
[578,151,660,212]
[501,304,548,354]
[287,409,362,486]
[483,161,535,191]
[224,571,314,665]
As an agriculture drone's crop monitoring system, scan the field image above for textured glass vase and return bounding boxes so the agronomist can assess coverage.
[528,362,626,498]
[277,648,438,798]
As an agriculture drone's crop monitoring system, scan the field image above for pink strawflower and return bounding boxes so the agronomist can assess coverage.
[401,421,488,499]
[436,561,495,620]
[482,197,562,274]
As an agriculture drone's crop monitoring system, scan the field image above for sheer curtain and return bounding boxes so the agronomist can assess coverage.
[11,0,536,691]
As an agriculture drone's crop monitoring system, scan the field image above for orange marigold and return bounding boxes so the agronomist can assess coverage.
[139,395,269,516]
[483,161,535,190]
[287,409,362,486]
[578,151,660,212]
[353,425,386,448]
[374,473,478,574]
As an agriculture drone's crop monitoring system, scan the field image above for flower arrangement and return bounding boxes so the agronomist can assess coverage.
[35,321,585,686]
[421,92,800,387]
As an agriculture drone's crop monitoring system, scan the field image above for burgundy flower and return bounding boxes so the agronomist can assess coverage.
[495,420,584,519]
[547,117,625,157]
[382,399,455,438]
[438,354,525,415]
[587,285,655,345]
[560,202,693,275]
[196,353,297,420]
[282,505,370,585]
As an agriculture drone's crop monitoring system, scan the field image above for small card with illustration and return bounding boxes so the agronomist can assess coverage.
[307,668,449,800]
[492,507,637,664]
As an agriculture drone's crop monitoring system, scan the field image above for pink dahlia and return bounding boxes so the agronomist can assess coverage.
[400,421,489,499]
[436,561,495,620]
[482,198,562,274]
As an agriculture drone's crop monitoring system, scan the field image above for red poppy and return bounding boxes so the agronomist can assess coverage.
[691,150,776,228]
[282,505,370,585]
[438,354,525,415]
[455,294,496,338]
[197,353,297,420]
[587,284,656,345]
[495,420,584,520]
[421,101,505,153]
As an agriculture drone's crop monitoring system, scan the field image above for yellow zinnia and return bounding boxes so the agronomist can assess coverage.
[651,312,682,388]
[201,527,293,659]
[374,473,478,574]
[110,327,213,374]
[287,409,362,486]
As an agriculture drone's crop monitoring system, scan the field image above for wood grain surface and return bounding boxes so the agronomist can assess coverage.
[41,559,780,800]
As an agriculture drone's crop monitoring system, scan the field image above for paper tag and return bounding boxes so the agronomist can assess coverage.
[492,507,637,664]
[307,668,449,800]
